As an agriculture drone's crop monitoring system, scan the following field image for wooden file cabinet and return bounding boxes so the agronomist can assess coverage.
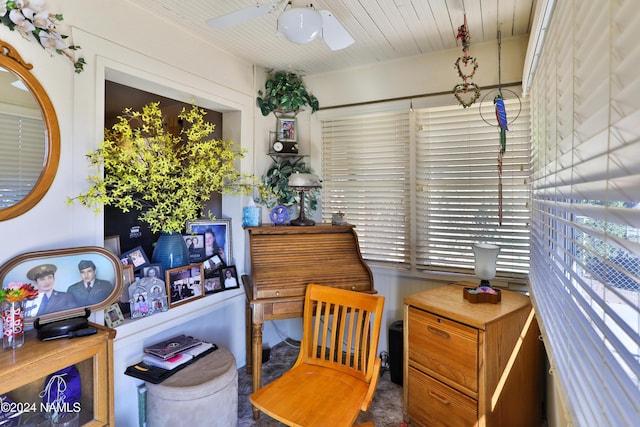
[0,323,115,426]
[403,283,544,427]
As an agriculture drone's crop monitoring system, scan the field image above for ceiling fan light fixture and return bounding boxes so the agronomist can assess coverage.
[278,7,322,44]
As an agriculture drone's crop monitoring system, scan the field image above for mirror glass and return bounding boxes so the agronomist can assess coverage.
[0,40,60,220]
[0,65,46,209]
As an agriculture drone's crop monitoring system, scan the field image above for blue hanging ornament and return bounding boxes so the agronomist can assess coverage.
[494,94,508,154]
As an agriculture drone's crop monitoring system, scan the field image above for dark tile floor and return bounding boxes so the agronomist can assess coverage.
[237,341,404,426]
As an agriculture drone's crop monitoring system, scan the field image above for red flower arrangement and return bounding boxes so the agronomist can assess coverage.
[0,282,38,304]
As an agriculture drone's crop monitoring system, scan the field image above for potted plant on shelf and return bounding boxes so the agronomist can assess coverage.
[254,158,320,223]
[69,102,258,269]
[256,70,319,117]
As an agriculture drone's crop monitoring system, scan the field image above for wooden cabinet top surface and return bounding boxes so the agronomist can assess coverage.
[404,282,531,329]
[245,224,355,235]
[0,323,115,392]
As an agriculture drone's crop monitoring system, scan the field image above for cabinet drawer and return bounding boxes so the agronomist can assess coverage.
[407,306,478,394]
[407,366,477,427]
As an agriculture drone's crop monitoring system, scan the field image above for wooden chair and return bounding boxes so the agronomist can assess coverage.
[250,284,385,427]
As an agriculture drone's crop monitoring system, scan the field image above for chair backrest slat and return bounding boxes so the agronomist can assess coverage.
[301,284,384,380]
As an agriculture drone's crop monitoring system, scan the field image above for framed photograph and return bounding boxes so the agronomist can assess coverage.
[104,235,121,256]
[120,246,150,271]
[104,303,124,328]
[0,246,123,325]
[117,264,135,318]
[277,117,297,142]
[128,276,168,318]
[203,254,225,279]
[165,263,204,308]
[186,219,232,265]
[278,117,298,142]
[221,265,240,291]
[142,263,163,280]
[183,234,205,263]
[204,276,222,294]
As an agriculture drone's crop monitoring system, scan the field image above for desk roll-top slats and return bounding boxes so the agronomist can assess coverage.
[246,224,374,300]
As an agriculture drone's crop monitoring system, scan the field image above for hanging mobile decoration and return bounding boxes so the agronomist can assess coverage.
[479,28,522,226]
[453,13,480,108]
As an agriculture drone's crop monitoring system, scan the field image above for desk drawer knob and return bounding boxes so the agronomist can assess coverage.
[351,285,356,290]
[275,291,280,296]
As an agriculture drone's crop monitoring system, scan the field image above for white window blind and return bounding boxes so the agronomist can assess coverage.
[320,95,531,276]
[529,0,640,425]
[0,111,46,207]
[321,112,411,264]
[415,99,531,275]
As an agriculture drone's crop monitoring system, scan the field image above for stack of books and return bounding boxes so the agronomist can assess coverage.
[125,334,218,383]
[142,335,215,370]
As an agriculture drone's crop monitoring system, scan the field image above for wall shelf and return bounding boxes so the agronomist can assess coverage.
[267,153,308,164]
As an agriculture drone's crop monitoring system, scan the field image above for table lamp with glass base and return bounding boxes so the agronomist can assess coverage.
[288,173,322,226]
[473,243,500,287]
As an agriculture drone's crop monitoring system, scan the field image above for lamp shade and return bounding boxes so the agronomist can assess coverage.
[278,7,322,44]
[473,243,500,286]
[288,173,321,187]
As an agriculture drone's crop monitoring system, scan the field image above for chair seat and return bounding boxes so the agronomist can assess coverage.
[251,363,370,427]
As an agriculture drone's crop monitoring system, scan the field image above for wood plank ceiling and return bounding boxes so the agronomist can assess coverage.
[127,0,535,76]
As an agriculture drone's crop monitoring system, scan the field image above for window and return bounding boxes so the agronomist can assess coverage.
[320,93,531,278]
[528,0,640,424]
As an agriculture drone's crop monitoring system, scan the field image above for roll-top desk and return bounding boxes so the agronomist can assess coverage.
[242,224,374,418]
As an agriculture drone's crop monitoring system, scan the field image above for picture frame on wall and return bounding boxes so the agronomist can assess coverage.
[165,263,204,308]
[186,219,232,266]
[277,117,297,142]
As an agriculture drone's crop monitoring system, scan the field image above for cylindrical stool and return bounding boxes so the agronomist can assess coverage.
[146,346,238,427]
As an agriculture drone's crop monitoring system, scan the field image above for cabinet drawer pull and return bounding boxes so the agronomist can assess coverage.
[427,325,450,339]
[429,390,451,406]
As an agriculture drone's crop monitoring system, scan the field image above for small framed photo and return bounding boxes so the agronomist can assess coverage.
[120,246,150,271]
[186,219,232,265]
[104,235,121,256]
[165,263,204,308]
[221,265,239,291]
[183,234,205,263]
[118,264,135,317]
[204,276,222,294]
[203,254,225,279]
[142,263,163,280]
[104,303,124,328]
[277,117,297,142]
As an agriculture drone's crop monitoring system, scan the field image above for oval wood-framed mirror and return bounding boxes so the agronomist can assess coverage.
[0,39,60,220]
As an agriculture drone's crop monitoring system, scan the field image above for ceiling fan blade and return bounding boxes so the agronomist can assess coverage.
[319,10,354,51]
[206,2,279,29]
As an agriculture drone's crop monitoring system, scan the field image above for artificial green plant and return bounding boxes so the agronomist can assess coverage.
[254,159,319,214]
[256,71,319,116]
[69,102,260,233]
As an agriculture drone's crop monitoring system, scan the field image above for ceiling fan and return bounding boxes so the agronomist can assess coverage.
[206,1,354,51]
